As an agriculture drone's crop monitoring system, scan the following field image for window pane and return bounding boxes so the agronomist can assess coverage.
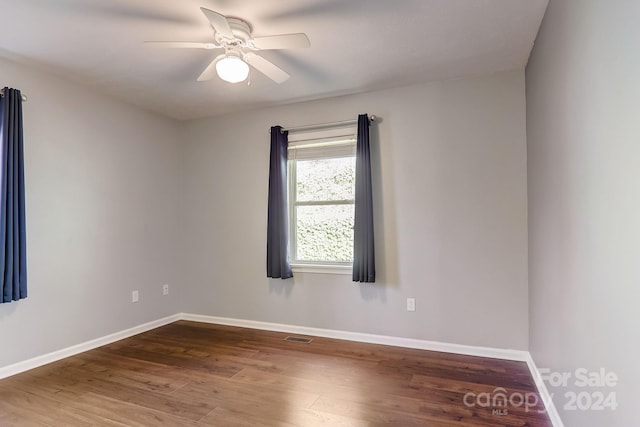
[296,204,354,262]
[296,157,355,202]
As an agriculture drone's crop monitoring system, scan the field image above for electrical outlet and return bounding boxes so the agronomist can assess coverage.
[407,298,416,312]
[163,284,169,296]
[132,290,139,303]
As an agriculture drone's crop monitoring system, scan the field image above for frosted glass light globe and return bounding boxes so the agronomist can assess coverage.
[216,56,249,83]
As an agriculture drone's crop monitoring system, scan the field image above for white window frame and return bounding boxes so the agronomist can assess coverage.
[287,126,357,274]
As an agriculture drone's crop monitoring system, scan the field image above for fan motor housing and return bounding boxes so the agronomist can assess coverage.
[226,18,252,42]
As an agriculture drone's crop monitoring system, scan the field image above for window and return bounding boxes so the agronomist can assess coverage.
[288,127,356,273]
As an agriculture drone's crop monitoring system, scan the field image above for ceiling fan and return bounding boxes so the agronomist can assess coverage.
[145,7,310,84]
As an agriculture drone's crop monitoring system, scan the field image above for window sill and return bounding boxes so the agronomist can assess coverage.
[291,264,352,275]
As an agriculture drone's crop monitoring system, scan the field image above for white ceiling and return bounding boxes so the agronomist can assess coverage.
[0,0,548,121]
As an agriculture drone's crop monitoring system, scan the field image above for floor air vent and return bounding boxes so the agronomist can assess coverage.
[284,336,313,344]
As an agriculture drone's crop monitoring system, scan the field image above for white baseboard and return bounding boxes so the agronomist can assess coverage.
[0,311,563,427]
[525,353,565,427]
[180,313,530,361]
[0,314,181,380]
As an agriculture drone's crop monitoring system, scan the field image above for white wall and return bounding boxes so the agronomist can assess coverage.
[0,57,183,368]
[527,0,640,425]
[182,69,529,350]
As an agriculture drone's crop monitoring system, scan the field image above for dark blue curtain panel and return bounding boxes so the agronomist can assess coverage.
[0,87,27,302]
[353,114,375,283]
[266,126,293,279]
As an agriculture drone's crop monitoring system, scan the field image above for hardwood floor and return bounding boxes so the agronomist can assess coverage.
[0,321,552,426]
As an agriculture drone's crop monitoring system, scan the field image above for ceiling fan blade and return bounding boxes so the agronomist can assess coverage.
[144,41,222,50]
[251,33,310,50]
[200,7,234,39]
[197,54,227,82]
[244,53,290,84]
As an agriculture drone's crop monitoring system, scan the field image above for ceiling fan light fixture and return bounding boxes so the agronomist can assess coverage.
[216,55,249,83]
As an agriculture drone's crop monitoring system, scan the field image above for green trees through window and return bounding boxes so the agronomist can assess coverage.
[290,156,355,264]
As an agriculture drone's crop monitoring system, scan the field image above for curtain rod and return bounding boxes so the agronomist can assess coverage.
[275,115,377,134]
[0,89,28,102]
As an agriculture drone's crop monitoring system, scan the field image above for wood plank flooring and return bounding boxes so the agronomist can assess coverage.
[0,321,552,426]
